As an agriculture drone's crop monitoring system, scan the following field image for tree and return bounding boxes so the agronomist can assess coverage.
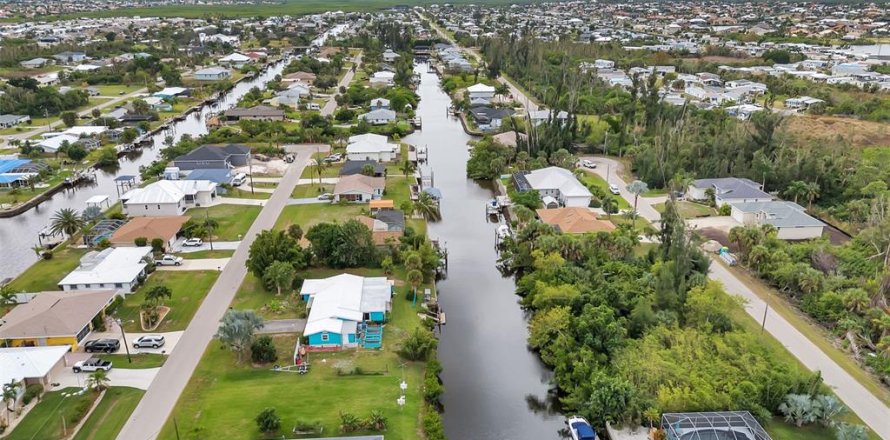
[833,422,869,440]
[216,310,265,362]
[287,224,303,242]
[50,208,85,238]
[251,335,278,363]
[602,197,618,218]
[626,180,649,227]
[263,260,296,295]
[145,284,172,306]
[66,143,87,161]
[255,408,281,434]
[779,394,817,427]
[399,327,438,361]
[247,230,305,280]
[2,379,20,423]
[400,160,414,177]
[120,127,139,144]
[813,394,847,427]
[785,180,809,204]
[413,192,441,221]
[60,111,77,128]
[306,220,377,268]
[804,181,820,211]
[360,164,376,176]
[511,190,542,210]
[87,370,110,391]
[407,269,423,302]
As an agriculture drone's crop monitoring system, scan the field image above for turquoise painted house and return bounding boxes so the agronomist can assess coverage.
[301,274,393,349]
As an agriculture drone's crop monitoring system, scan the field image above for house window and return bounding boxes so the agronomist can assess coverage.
[157,205,161,210]
[115,283,123,288]
[320,332,329,342]
[144,205,148,210]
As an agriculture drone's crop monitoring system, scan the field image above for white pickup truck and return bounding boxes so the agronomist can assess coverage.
[156,255,183,266]
[72,357,113,373]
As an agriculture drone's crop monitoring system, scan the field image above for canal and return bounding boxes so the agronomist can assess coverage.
[404,64,564,439]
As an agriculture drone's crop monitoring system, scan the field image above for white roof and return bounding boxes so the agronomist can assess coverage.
[301,274,392,336]
[59,247,152,287]
[0,346,70,384]
[525,166,592,198]
[219,53,251,62]
[73,64,101,71]
[467,83,496,93]
[347,140,396,154]
[154,87,188,96]
[38,134,79,152]
[85,195,109,205]
[63,126,108,137]
[348,133,388,145]
[371,71,395,80]
[122,180,216,205]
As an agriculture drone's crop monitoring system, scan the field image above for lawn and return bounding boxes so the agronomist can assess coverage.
[765,417,835,440]
[4,388,98,440]
[230,273,307,320]
[0,170,74,205]
[72,387,145,440]
[653,200,715,218]
[224,187,271,199]
[275,203,366,231]
[179,249,235,260]
[292,183,332,199]
[197,204,262,241]
[114,270,219,333]
[300,162,343,179]
[92,85,143,96]
[5,246,87,292]
[577,172,631,209]
[159,267,433,440]
[385,176,412,206]
[95,353,167,369]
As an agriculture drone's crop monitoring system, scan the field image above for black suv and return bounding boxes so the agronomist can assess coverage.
[83,338,121,353]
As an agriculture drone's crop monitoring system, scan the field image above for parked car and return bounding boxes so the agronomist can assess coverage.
[156,255,183,266]
[183,238,203,247]
[317,193,334,200]
[72,357,113,373]
[84,338,120,353]
[323,153,342,163]
[608,184,620,195]
[133,335,166,349]
[581,159,596,169]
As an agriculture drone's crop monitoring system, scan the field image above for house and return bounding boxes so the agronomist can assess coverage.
[121,180,217,216]
[218,52,252,68]
[785,96,825,110]
[528,109,569,125]
[184,168,234,185]
[357,209,405,245]
[730,201,825,240]
[370,98,391,110]
[224,105,286,122]
[346,134,397,162]
[271,87,308,109]
[492,130,527,148]
[333,174,385,202]
[300,274,394,349]
[467,83,496,101]
[109,216,190,249]
[536,207,615,233]
[36,134,79,154]
[0,159,46,188]
[0,290,117,349]
[468,106,514,131]
[369,71,395,86]
[0,346,71,393]
[194,67,231,81]
[282,71,316,84]
[53,51,86,64]
[382,49,401,63]
[593,59,615,69]
[173,144,250,170]
[0,114,30,129]
[515,167,592,208]
[340,160,386,177]
[688,177,774,206]
[58,248,152,294]
[724,104,765,121]
[35,73,59,87]
[19,58,49,69]
[153,87,190,100]
[359,109,397,125]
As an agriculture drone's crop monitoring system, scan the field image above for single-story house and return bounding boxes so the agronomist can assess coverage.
[224,105,286,122]
[121,179,217,216]
[59,247,152,294]
[109,215,190,249]
[333,174,385,202]
[528,109,569,126]
[785,96,825,110]
[492,130,527,148]
[468,106,514,131]
[730,201,825,240]
[184,168,234,185]
[173,144,250,170]
[357,208,405,245]
[270,87,305,109]
[467,83,496,101]
[20,58,49,69]
[194,66,232,81]
[301,274,394,349]
[515,167,592,208]
[0,114,30,129]
[724,104,764,121]
[153,87,190,100]
[369,71,395,86]
[346,134,397,162]
[282,71,316,84]
[53,51,86,64]
[688,177,774,207]
[218,52,252,68]
[0,159,47,188]
[359,109,397,125]
[536,207,615,233]
[370,98,391,110]
[382,49,401,63]
[0,346,71,392]
[0,290,117,349]
[340,160,386,177]
[36,134,79,153]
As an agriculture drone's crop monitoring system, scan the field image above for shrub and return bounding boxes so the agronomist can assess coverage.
[422,405,445,440]
[718,204,732,216]
[134,237,148,246]
[255,407,281,434]
[399,328,438,361]
[150,238,165,253]
[339,411,362,433]
[250,335,278,363]
[41,251,53,260]
[423,369,443,404]
[22,384,43,405]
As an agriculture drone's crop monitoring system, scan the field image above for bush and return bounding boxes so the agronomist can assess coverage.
[22,384,43,405]
[250,335,278,363]
[718,204,732,216]
[134,237,148,246]
[150,238,164,253]
[422,405,445,440]
[41,251,53,260]
[255,407,281,434]
[399,328,438,361]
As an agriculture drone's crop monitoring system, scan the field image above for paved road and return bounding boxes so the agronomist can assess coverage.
[321,51,362,117]
[117,146,314,440]
[581,156,890,439]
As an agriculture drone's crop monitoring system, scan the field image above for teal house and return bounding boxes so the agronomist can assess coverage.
[301,274,393,349]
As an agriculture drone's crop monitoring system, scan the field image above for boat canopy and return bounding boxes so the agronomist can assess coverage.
[572,421,596,440]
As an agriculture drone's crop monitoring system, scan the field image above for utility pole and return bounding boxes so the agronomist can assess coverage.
[117,319,132,363]
[248,148,255,195]
[761,290,771,333]
[205,208,214,251]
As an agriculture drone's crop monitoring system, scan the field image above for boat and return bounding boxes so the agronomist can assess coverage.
[567,416,596,440]
[497,224,511,239]
[485,199,500,215]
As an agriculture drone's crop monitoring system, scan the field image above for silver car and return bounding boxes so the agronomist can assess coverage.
[133,335,165,349]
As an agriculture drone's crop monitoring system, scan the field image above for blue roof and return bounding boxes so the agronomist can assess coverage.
[185,168,233,184]
[422,187,442,199]
[0,159,31,174]
[572,421,596,440]
[0,175,21,184]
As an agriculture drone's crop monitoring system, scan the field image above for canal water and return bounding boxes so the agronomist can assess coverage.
[404,64,564,439]
[0,59,291,281]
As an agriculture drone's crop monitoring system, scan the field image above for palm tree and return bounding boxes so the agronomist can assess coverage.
[625,180,648,228]
[313,159,328,190]
[87,370,110,392]
[144,284,172,306]
[399,160,414,177]
[804,182,820,211]
[406,269,423,304]
[785,180,808,204]
[413,192,441,221]
[602,197,618,219]
[2,379,19,423]
[50,208,85,238]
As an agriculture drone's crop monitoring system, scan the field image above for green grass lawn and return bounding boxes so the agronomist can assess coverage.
[292,183,332,199]
[159,267,432,440]
[71,387,144,440]
[0,170,74,205]
[179,249,235,260]
[577,172,631,209]
[224,187,271,200]
[653,201,716,218]
[195,204,262,241]
[300,162,343,179]
[5,246,87,292]
[4,388,98,440]
[95,353,167,369]
[92,85,143,96]
[765,417,835,440]
[275,203,366,232]
[230,273,307,320]
[385,176,411,206]
[115,270,219,333]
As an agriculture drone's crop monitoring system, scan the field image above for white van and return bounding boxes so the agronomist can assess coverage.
[307,102,321,111]
[232,173,247,186]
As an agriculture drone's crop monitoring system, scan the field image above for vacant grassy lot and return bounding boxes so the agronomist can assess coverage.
[224,187,271,199]
[785,114,890,149]
[385,176,411,205]
[179,249,235,260]
[200,204,262,241]
[653,201,715,218]
[300,162,343,179]
[6,246,87,292]
[230,273,306,320]
[92,85,143,96]
[115,270,219,332]
[5,388,97,440]
[275,203,365,231]
[72,387,144,440]
[292,183,332,199]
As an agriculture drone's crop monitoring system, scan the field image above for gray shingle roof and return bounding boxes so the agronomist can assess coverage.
[692,177,772,200]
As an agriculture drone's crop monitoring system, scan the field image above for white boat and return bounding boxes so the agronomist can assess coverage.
[497,224,511,239]
[485,199,500,215]
[567,416,596,440]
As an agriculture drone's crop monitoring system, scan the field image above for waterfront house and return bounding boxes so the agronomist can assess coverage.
[0,290,117,349]
[357,209,405,245]
[194,67,231,81]
[36,134,79,154]
[468,106,514,131]
[536,207,615,233]
[153,87,190,100]
[59,247,153,294]
[333,174,385,202]
[514,167,592,208]
[0,159,46,188]
[224,105,285,122]
[467,83,496,102]
[370,98,391,110]
[346,133,397,162]
[358,109,396,125]
[218,52,252,68]
[121,180,217,216]
[382,49,401,62]
[301,274,394,349]
[369,71,395,86]
[173,144,250,170]
[340,160,386,177]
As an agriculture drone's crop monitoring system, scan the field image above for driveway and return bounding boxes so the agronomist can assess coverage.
[298,177,339,185]
[156,258,230,272]
[288,197,330,205]
[83,330,184,355]
[686,216,741,234]
[577,157,661,224]
[257,319,306,334]
[172,239,241,253]
[56,366,159,391]
[214,197,265,206]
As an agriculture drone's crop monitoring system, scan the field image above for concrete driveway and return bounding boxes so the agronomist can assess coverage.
[56,366,160,391]
[298,177,339,185]
[156,258,230,272]
[288,197,330,205]
[686,216,741,234]
[173,239,241,253]
[213,197,265,206]
[257,319,306,334]
[83,330,184,355]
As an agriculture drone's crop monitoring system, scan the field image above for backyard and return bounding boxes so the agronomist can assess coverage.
[653,200,716,218]
[115,270,219,332]
[5,246,87,292]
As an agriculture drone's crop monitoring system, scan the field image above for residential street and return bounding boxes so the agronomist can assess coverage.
[581,156,890,439]
[321,51,362,117]
[116,146,314,440]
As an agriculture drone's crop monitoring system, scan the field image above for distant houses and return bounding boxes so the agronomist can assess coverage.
[173,144,251,170]
[224,105,286,122]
